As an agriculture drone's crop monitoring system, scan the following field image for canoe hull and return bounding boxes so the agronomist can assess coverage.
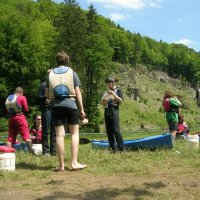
[91,133,173,150]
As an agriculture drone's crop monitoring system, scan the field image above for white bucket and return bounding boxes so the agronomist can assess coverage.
[185,134,199,150]
[0,153,15,171]
[32,144,42,155]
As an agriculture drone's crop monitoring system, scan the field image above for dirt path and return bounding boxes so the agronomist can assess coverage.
[0,170,199,200]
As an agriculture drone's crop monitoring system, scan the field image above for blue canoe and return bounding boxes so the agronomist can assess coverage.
[91,133,173,150]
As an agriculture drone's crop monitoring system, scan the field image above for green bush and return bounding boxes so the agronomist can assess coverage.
[0,117,8,131]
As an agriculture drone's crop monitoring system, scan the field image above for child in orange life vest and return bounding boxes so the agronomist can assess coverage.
[30,115,42,144]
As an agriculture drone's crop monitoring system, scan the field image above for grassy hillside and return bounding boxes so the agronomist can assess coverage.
[1,62,199,135]
[99,63,200,133]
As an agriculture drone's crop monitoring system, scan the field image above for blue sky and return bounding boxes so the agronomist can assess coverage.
[54,0,200,52]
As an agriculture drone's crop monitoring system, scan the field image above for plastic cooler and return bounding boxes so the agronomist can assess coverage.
[0,146,16,171]
[32,144,42,155]
[185,134,199,150]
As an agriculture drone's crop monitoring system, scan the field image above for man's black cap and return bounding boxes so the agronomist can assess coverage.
[105,77,119,83]
[105,77,115,83]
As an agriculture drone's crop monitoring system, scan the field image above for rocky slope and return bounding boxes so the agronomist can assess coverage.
[103,63,200,133]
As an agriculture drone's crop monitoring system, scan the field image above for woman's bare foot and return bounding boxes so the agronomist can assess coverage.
[71,163,87,171]
[54,167,65,172]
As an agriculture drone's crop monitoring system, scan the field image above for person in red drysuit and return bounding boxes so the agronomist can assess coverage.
[6,87,34,153]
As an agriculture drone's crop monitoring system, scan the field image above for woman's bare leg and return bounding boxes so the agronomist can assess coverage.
[69,124,87,170]
[55,125,65,171]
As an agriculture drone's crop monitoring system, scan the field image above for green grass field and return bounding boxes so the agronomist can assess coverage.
[0,132,199,200]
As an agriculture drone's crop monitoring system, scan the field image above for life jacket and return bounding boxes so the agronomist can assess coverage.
[5,94,22,114]
[162,97,180,113]
[103,88,120,107]
[177,123,185,133]
[48,66,76,100]
[162,98,171,112]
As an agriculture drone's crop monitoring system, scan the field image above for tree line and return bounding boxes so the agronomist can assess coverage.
[0,0,200,131]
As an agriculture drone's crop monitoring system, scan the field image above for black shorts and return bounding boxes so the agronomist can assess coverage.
[168,121,178,132]
[52,107,79,126]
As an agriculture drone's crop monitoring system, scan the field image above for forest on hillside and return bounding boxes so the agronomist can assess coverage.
[1,0,200,130]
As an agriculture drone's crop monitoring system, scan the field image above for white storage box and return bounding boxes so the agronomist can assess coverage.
[0,146,16,171]
[185,134,199,150]
[0,152,15,171]
[32,144,42,155]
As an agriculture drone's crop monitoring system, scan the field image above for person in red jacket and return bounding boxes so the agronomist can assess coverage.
[5,87,34,153]
[177,114,189,137]
[30,114,42,144]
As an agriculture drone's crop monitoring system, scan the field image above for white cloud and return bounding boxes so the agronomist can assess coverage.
[88,0,162,10]
[174,38,197,47]
[174,38,198,49]
[110,13,130,21]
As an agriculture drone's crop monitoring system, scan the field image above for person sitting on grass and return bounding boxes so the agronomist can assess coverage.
[30,114,42,144]
[177,114,189,138]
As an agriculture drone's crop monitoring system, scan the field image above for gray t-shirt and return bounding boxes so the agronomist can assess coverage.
[47,66,81,109]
